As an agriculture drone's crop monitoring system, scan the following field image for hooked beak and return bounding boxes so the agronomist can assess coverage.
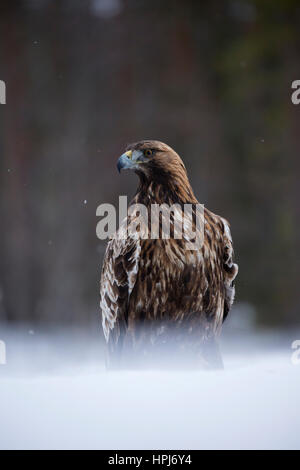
[117,150,133,173]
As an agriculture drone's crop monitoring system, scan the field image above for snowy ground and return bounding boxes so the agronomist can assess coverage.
[0,323,300,450]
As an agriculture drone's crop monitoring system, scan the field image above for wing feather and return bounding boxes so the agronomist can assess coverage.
[221,217,238,321]
[100,227,141,348]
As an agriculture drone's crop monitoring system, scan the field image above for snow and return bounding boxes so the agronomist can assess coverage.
[0,327,299,450]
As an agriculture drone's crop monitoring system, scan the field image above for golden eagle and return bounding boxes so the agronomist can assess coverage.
[100,141,238,368]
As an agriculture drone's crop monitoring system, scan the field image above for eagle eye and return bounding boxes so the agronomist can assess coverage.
[144,149,153,158]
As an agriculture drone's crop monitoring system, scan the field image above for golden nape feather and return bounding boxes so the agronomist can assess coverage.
[100,140,238,369]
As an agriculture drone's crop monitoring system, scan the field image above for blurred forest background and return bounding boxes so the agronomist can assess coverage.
[0,0,299,331]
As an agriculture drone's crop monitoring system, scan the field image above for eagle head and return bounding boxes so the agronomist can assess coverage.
[117,140,187,179]
[117,140,197,203]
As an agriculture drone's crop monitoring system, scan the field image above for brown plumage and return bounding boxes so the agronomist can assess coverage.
[100,140,238,368]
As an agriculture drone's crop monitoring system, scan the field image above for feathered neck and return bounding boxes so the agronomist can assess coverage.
[133,167,198,206]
